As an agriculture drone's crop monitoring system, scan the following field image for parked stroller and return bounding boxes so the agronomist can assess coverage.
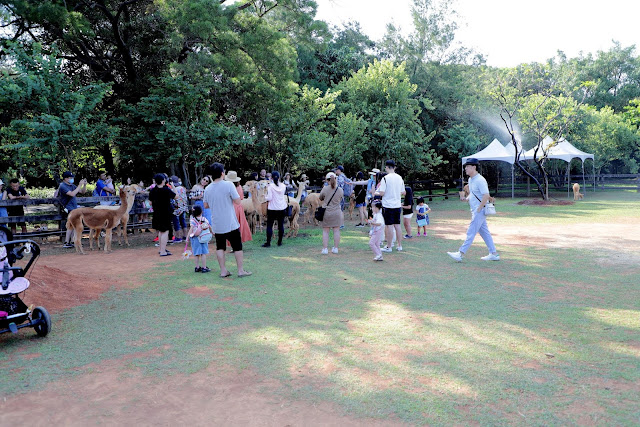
[0,225,51,337]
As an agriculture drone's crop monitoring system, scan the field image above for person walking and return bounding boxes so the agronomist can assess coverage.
[447,158,500,262]
[319,172,344,254]
[203,162,252,277]
[352,171,368,227]
[262,171,287,247]
[368,200,385,261]
[376,160,405,253]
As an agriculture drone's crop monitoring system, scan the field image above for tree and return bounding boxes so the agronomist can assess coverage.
[491,67,587,199]
[0,43,116,179]
[334,60,440,175]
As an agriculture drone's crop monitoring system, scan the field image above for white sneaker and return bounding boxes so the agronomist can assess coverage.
[331,247,339,254]
[373,255,383,261]
[447,251,463,262]
[481,253,501,261]
[381,246,392,253]
[321,248,328,255]
[396,246,403,251]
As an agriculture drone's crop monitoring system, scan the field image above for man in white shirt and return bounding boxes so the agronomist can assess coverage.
[447,158,500,262]
[375,159,406,252]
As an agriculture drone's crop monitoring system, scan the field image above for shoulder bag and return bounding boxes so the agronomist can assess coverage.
[473,191,496,215]
[315,187,339,222]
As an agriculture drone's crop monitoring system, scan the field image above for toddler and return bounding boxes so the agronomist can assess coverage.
[186,205,211,273]
[367,200,385,261]
[415,197,431,236]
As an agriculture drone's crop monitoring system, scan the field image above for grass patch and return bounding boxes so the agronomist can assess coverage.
[1,191,639,424]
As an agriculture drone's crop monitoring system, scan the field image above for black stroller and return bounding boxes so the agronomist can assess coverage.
[0,225,51,337]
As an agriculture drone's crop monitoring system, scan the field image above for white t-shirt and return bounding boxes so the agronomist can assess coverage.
[377,172,404,208]
[468,174,490,213]
[370,211,385,234]
[203,180,240,234]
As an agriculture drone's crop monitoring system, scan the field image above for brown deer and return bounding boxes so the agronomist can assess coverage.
[66,186,134,254]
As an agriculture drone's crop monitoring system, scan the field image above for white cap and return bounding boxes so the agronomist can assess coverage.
[325,172,336,180]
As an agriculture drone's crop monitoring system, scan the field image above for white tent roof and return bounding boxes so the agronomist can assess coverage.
[462,138,514,164]
[522,136,594,163]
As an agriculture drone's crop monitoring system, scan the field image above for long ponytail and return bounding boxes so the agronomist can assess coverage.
[271,170,280,186]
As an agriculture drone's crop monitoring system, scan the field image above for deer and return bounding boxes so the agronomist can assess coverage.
[66,186,135,254]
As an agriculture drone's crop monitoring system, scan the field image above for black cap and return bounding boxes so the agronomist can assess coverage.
[463,158,480,166]
[336,165,344,172]
[62,171,74,178]
[170,175,180,184]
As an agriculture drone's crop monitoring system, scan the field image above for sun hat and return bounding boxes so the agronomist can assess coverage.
[225,170,242,182]
[325,172,336,180]
[300,173,308,179]
[463,158,480,166]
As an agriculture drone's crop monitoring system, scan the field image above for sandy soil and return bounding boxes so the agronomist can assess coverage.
[1,215,639,425]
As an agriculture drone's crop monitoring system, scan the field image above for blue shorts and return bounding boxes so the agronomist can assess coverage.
[191,237,209,256]
[355,202,365,208]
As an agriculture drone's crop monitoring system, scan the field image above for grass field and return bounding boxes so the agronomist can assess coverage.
[1,190,639,425]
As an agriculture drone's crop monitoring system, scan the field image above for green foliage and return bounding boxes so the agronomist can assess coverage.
[0,43,116,178]
[334,60,441,174]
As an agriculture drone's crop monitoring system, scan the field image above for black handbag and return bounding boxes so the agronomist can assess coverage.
[315,187,339,221]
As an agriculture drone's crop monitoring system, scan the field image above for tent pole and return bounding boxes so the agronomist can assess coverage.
[593,161,595,192]
[582,161,585,193]
[567,163,570,199]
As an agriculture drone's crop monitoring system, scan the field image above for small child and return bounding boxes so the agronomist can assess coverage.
[187,205,211,273]
[415,197,431,236]
[367,200,385,261]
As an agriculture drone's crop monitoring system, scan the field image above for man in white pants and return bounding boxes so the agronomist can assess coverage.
[447,158,500,262]
[376,159,405,253]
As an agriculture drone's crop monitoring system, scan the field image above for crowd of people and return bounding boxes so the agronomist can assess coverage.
[2,157,500,277]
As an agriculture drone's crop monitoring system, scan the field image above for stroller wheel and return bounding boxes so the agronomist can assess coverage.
[32,307,51,337]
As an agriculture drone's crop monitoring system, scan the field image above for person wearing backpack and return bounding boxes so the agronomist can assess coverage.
[186,205,211,273]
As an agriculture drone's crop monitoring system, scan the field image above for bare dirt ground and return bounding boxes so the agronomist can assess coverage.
[2,216,639,425]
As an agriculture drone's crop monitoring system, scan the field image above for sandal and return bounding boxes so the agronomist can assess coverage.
[159,252,172,257]
[219,272,232,278]
[237,271,253,277]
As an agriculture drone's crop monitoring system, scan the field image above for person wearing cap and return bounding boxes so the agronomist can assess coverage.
[95,171,115,206]
[376,160,406,253]
[299,173,310,203]
[170,175,189,243]
[319,171,344,254]
[225,171,252,244]
[203,162,252,277]
[58,171,88,248]
[335,165,352,228]
[262,170,287,247]
[447,158,500,262]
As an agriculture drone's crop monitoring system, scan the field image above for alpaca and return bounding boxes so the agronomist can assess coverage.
[91,184,141,248]
[285,181,306,238]
[243,181,268,233]
[572,183,584,200]
[347,193,356,220]
[66,187,132,254]
[302,192,321,225]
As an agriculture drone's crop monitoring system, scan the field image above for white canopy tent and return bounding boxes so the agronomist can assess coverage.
[522,136,595,197]
[462,138,515,198]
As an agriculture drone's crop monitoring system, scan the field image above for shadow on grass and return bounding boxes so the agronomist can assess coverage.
[1,194,639,424]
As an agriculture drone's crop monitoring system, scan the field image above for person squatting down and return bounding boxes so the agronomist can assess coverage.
[447,158,500,262]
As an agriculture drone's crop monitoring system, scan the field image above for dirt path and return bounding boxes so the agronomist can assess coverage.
[2,218,639,425]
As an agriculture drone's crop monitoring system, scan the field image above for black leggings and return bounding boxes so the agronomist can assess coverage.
[266,209,286,245]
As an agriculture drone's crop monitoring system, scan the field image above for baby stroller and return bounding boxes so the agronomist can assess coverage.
[0,225,51,337]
